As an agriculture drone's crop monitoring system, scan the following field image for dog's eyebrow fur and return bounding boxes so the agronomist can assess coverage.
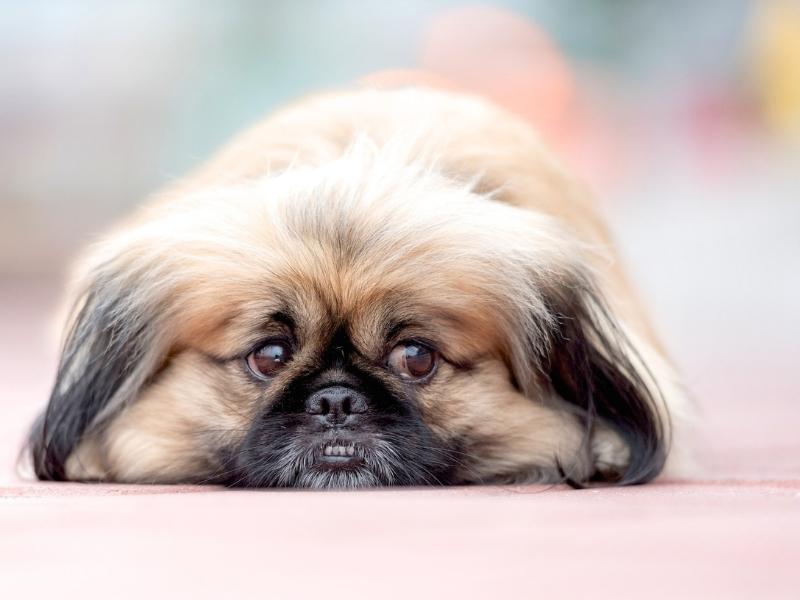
[270,311,295,330]
[383,315,453,345]
[238,310,298,353]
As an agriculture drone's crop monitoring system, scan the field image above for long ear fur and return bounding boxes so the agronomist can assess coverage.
[29,265,168,480]
[542,275,669,485]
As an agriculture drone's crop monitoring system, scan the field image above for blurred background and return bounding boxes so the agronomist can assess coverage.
[1,0,798,481]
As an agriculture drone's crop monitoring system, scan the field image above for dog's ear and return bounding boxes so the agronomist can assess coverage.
[540,275,668,485]
[29,262,170,480]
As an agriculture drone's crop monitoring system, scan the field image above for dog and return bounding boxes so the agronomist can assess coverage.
[29,87,687,488]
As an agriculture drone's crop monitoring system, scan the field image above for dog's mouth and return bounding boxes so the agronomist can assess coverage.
[231,419,457,488]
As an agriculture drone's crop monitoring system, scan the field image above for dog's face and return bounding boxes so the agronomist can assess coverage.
[30,148,666,488]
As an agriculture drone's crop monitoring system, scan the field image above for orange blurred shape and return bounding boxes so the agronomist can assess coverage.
[359,7,621,194]
[420,6,576,145]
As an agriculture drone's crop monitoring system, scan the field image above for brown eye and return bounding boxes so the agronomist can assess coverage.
[386,343,438,381]
[246,341,293,379]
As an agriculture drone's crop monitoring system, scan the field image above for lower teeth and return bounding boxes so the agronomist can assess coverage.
[323,444,355,457]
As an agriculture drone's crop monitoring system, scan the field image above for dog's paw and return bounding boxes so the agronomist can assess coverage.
[591,423,630,480]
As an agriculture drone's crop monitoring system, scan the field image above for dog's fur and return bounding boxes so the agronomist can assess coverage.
[29,88,687,488]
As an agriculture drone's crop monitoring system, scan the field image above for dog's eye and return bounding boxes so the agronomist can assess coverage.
[246,341,293,379]
[386,343,438,380]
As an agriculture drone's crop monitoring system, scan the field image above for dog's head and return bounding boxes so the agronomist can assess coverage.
[30,144,667,488]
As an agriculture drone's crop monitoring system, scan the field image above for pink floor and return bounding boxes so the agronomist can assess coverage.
[2,276,798,598]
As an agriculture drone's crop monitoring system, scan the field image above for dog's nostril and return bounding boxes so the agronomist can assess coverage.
[305,386,367,421]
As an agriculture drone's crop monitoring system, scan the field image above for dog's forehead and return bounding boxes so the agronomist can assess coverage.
[270,259,460,350]
[177,164,539,361]
[191,232,504,364]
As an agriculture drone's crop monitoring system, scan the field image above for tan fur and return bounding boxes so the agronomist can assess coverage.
[56,87,686,485]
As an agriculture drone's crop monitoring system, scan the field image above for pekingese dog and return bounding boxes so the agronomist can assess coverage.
[29,87,687,488]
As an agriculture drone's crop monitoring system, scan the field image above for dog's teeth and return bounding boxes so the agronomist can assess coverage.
[322,443,357,458]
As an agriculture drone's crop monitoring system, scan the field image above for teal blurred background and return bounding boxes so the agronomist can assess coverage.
[1,1,799,478]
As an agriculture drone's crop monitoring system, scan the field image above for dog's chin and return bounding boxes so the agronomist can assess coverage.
[229,436,451,489]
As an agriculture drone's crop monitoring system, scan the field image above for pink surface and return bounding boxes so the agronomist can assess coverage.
[2,282,799,598]
[2,482,798,599]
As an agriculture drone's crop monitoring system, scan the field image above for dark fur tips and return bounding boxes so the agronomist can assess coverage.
[29,274,162,480]
[543,279,668,485]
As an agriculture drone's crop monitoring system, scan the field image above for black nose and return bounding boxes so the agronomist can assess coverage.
[305,386,368,425]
